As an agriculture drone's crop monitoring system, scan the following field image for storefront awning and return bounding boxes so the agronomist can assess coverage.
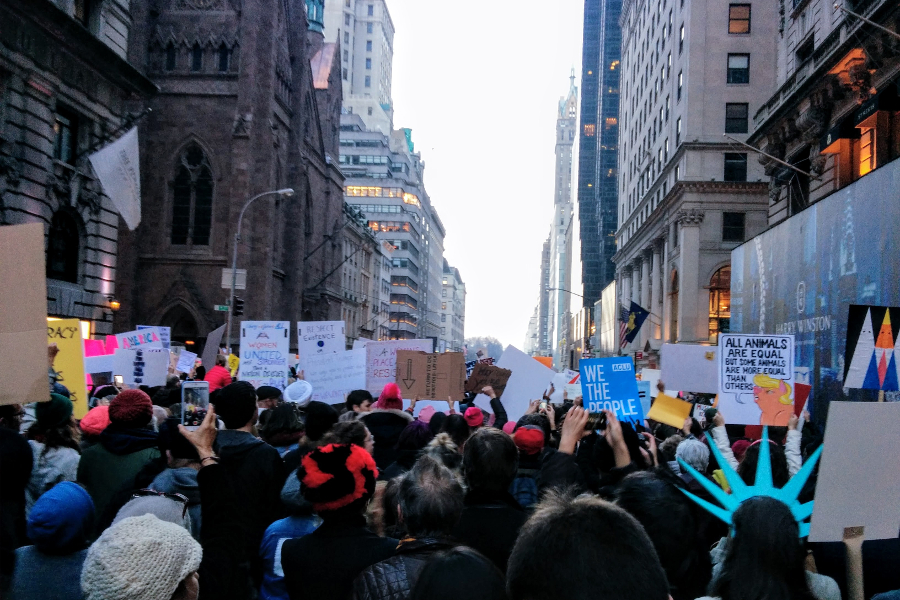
[820,118,860,154]
[853,84,900,128]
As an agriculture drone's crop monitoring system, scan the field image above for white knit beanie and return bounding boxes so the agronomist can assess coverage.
[81,514,202,600]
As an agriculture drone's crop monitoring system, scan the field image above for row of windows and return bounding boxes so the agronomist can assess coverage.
[163,43,233,74]
[391,276,418,293]
[391,258,419,275]
[369,220,416,235]
[340,154,389,165]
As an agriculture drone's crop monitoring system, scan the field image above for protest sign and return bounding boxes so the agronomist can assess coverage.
[364,339,433,395]
[301,349,367,404]
[637,381,652,416]
[352,338,369,350]
[843,305,900,391]
[238,321,290,389]
[660,343,718,393]
[297,321,346,357]
[201,324,226,371]
[395,351,466,401]
[718,334,795,426]
[640,368,661,398]
[563,369,582,400]
[809,401,900,543]
[138,325,170,349]
[83,354,114,374]
[473,345,555,422]
[646,393,693,428]
[47,318,89,418]
[0,223,48,407]
[228,353,239,376]
[116,327,164,351]
[465,363,512,395]
[579,357,643,424]
[176,350,197,374]
[112,347,169,387]
[534,356,553,369]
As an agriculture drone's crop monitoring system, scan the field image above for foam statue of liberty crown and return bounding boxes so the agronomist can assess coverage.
[676,426,824,538]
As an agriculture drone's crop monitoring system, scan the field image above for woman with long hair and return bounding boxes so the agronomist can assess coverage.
[25,393,82,513]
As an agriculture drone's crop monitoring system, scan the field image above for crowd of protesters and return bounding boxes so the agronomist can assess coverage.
[1,354,899,600]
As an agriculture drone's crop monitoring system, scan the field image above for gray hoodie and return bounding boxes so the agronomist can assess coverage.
[150,467,202,539]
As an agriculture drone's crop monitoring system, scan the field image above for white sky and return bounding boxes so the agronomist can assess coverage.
[389,0,585,348]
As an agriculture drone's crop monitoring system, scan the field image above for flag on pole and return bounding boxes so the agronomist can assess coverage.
[88,127,141,230]
[620,302,650,348]
[619,305,630,349]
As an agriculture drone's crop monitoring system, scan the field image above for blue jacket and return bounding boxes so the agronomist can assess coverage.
[259,515,321,600]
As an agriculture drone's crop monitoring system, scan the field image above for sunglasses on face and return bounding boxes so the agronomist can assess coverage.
[131,489,190,519]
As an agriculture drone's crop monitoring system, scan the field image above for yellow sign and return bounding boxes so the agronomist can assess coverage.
[646,393,693,429]
[47,318,88,419]
[228,353,240,377]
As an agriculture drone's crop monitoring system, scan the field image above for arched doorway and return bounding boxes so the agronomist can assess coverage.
[161,305,202,350]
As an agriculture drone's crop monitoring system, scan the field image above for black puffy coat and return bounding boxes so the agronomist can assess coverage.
[352,538,456,600]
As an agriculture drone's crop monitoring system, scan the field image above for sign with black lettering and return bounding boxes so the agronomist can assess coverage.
[718,334,795,425]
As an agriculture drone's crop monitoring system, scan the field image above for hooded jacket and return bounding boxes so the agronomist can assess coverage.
[150,467,202,539]
[360,409,414,470]
[25,441,80,515]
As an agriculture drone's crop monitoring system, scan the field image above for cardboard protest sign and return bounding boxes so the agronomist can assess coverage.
[465,363,512,396]
[176,350,197,374]
[843,305,900,391]
[297,321,346,357]
[112,348,169,387]
[365,339,433,395]
[301,349,367,404]
[138,325,170,349]
[579,357,644,424]
[238,321,290,389]
[201,324,226,371]
[0,223,48,407]
[637,381,652,416]
[47,319,89,418]
[116,327,164,351]
[660,343,718,393]
[395,351,466,401]
[809,401,900,543]
[718,334,795,426]
[473,345,555,422]
[646,393,693,428]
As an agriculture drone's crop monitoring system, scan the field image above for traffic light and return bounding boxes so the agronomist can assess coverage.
[233,296,244,317]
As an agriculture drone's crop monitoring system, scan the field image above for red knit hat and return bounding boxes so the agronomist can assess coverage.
[80,405,111,436]
[376,383,403,411]
[299,443,378,514]
[514,425,545,456]
[464,406,483,427]
[108,389,153,427]
[731,439,751,463]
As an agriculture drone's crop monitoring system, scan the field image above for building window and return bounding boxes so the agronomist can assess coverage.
[191,43,203,71]
[343,49,349,62]
[367,4,374,15]
[344,31,350,44]
[342,68,348,80]
[859,128,875,176]
[728,4,751,33]
[364,76,371,87]
[165,44,177,71]
[441,314,446,322]
[722,212,746,243]
[441,288,447,297]
[676,117,681,145]
[344,13,351,25]
[677,71,683,100]
[727,54,749,83]
[171,144,214,246]
[53,106,79,164]
[366,40,372,51]
[441,327,446,335]
[725,103,749,133]
[796,37,814,64]
[679,24,685,53]
[584,123,596,136]
[709,266,731,343]
[46,211,81,283]
[724,153,748,181]
[367,106,373,115]
[367,22,373,33]
[366,58,372,69]
[217,44,230,72]
[74,0,93,27]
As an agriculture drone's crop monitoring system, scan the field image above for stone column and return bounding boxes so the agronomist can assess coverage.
[650,239,663,340]
[676,209,705,342]
[640,250,652,348]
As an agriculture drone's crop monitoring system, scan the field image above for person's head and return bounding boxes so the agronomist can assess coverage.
[439,413,470,450]
[158,418,199,466]
[298,443,378,518]
[398,457,464,537]
[321,420,374,455]
[215,354,227,367]
[0,403,25,431]
[303,401,339,442]
[657,433,684,463]
[428,411,447,436]
[711,497,813,600]
[28,393,80,451]
[615,471,712,598]
[255,385,283,410]
[731,439,751,463]
[738,440,789,488]
[463,427,518,495]
[420,432,462,472]
[463,406,484,430]
[507,493,670,600]
[409,547,507,600]
[381,475,404,538]
[211,381,257,429]
[346,389,374,413]
[81,514,202,600]
[516,413,551,444]
[396,419,434,452]
[80,405,111,438]
[676,438,710,474]
[108,389,154,429]
[27,481,94,554]
[258,403,303,442]
[376,383,403,411]
[513,425,545,458]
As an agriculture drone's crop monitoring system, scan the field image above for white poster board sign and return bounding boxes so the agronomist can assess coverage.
[116,327,164,351]
[176,350,197,374]
[301,349,367,404]
[809,402,900,543]
[474,345,555,422]
[365,339,433,395]
[138,325,171,349]
[238,321,290,389]
[112,348,169,387]
[297,321,346,357]
[641,368,661,398]
[660,343,719,394]
[718,334,795,426]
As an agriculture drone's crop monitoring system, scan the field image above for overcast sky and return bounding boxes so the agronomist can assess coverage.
[388,0,585,349]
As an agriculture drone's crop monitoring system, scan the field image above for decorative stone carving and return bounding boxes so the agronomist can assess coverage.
[232,112,252,137]
[676,209,705,226]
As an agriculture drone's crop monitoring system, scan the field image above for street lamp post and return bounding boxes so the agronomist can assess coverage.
[225,188,295,351]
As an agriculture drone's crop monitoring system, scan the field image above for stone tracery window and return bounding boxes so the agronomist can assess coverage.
[171,144,213,246]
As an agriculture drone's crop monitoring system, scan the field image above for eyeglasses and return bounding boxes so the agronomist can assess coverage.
[131,489,189,519]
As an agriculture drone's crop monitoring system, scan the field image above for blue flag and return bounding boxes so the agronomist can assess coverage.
[624,302,650,344]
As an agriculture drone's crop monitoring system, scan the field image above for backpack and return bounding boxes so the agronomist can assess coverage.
[510,467,539,509]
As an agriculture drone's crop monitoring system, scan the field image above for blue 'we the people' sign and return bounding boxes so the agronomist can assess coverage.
[579,357,644,423]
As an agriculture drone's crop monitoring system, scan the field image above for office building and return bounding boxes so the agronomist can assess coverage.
[439,259,466,352]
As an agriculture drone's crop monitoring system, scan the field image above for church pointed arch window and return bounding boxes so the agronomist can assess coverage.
[171,144,213,246]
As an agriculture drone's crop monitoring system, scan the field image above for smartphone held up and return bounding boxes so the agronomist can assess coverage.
[181,381,210,430]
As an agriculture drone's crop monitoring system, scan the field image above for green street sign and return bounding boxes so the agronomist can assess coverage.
[214,304,230,312]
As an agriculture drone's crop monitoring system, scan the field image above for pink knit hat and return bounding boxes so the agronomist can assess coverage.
[502,421,517,435]
[376,383,403,411]
[417,405,436,424]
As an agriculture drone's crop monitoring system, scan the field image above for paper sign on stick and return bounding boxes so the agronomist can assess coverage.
[0,223,48,406]
[718,334,795,426]
[84,355,114,374]
[473,345,554,422]
[176,350,197,374]
[660,344,719,393]
[579,357,643,424]
[809,402,900,543]
[116,327,164,350]
[201,325,226,371]
[112,348,169,387]
[641,368,661,398]
[47,318,89,418]
[297,321,346,357]
[238,321,290,389]
[465,363,512,396]
[395,351,466,401]
[365,339,433,395]
[646,393,693,428]
[301,349,367,404]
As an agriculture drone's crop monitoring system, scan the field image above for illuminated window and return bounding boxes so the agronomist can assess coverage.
[402,193,420,207]
[708,267,731,343]
[584,123,596,137]
[728,4,751,33]
[605,117,617,129]
[859,128,875,176]
[610,60,620,70]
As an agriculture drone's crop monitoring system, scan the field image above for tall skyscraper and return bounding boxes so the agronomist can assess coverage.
[577,0,621,307]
